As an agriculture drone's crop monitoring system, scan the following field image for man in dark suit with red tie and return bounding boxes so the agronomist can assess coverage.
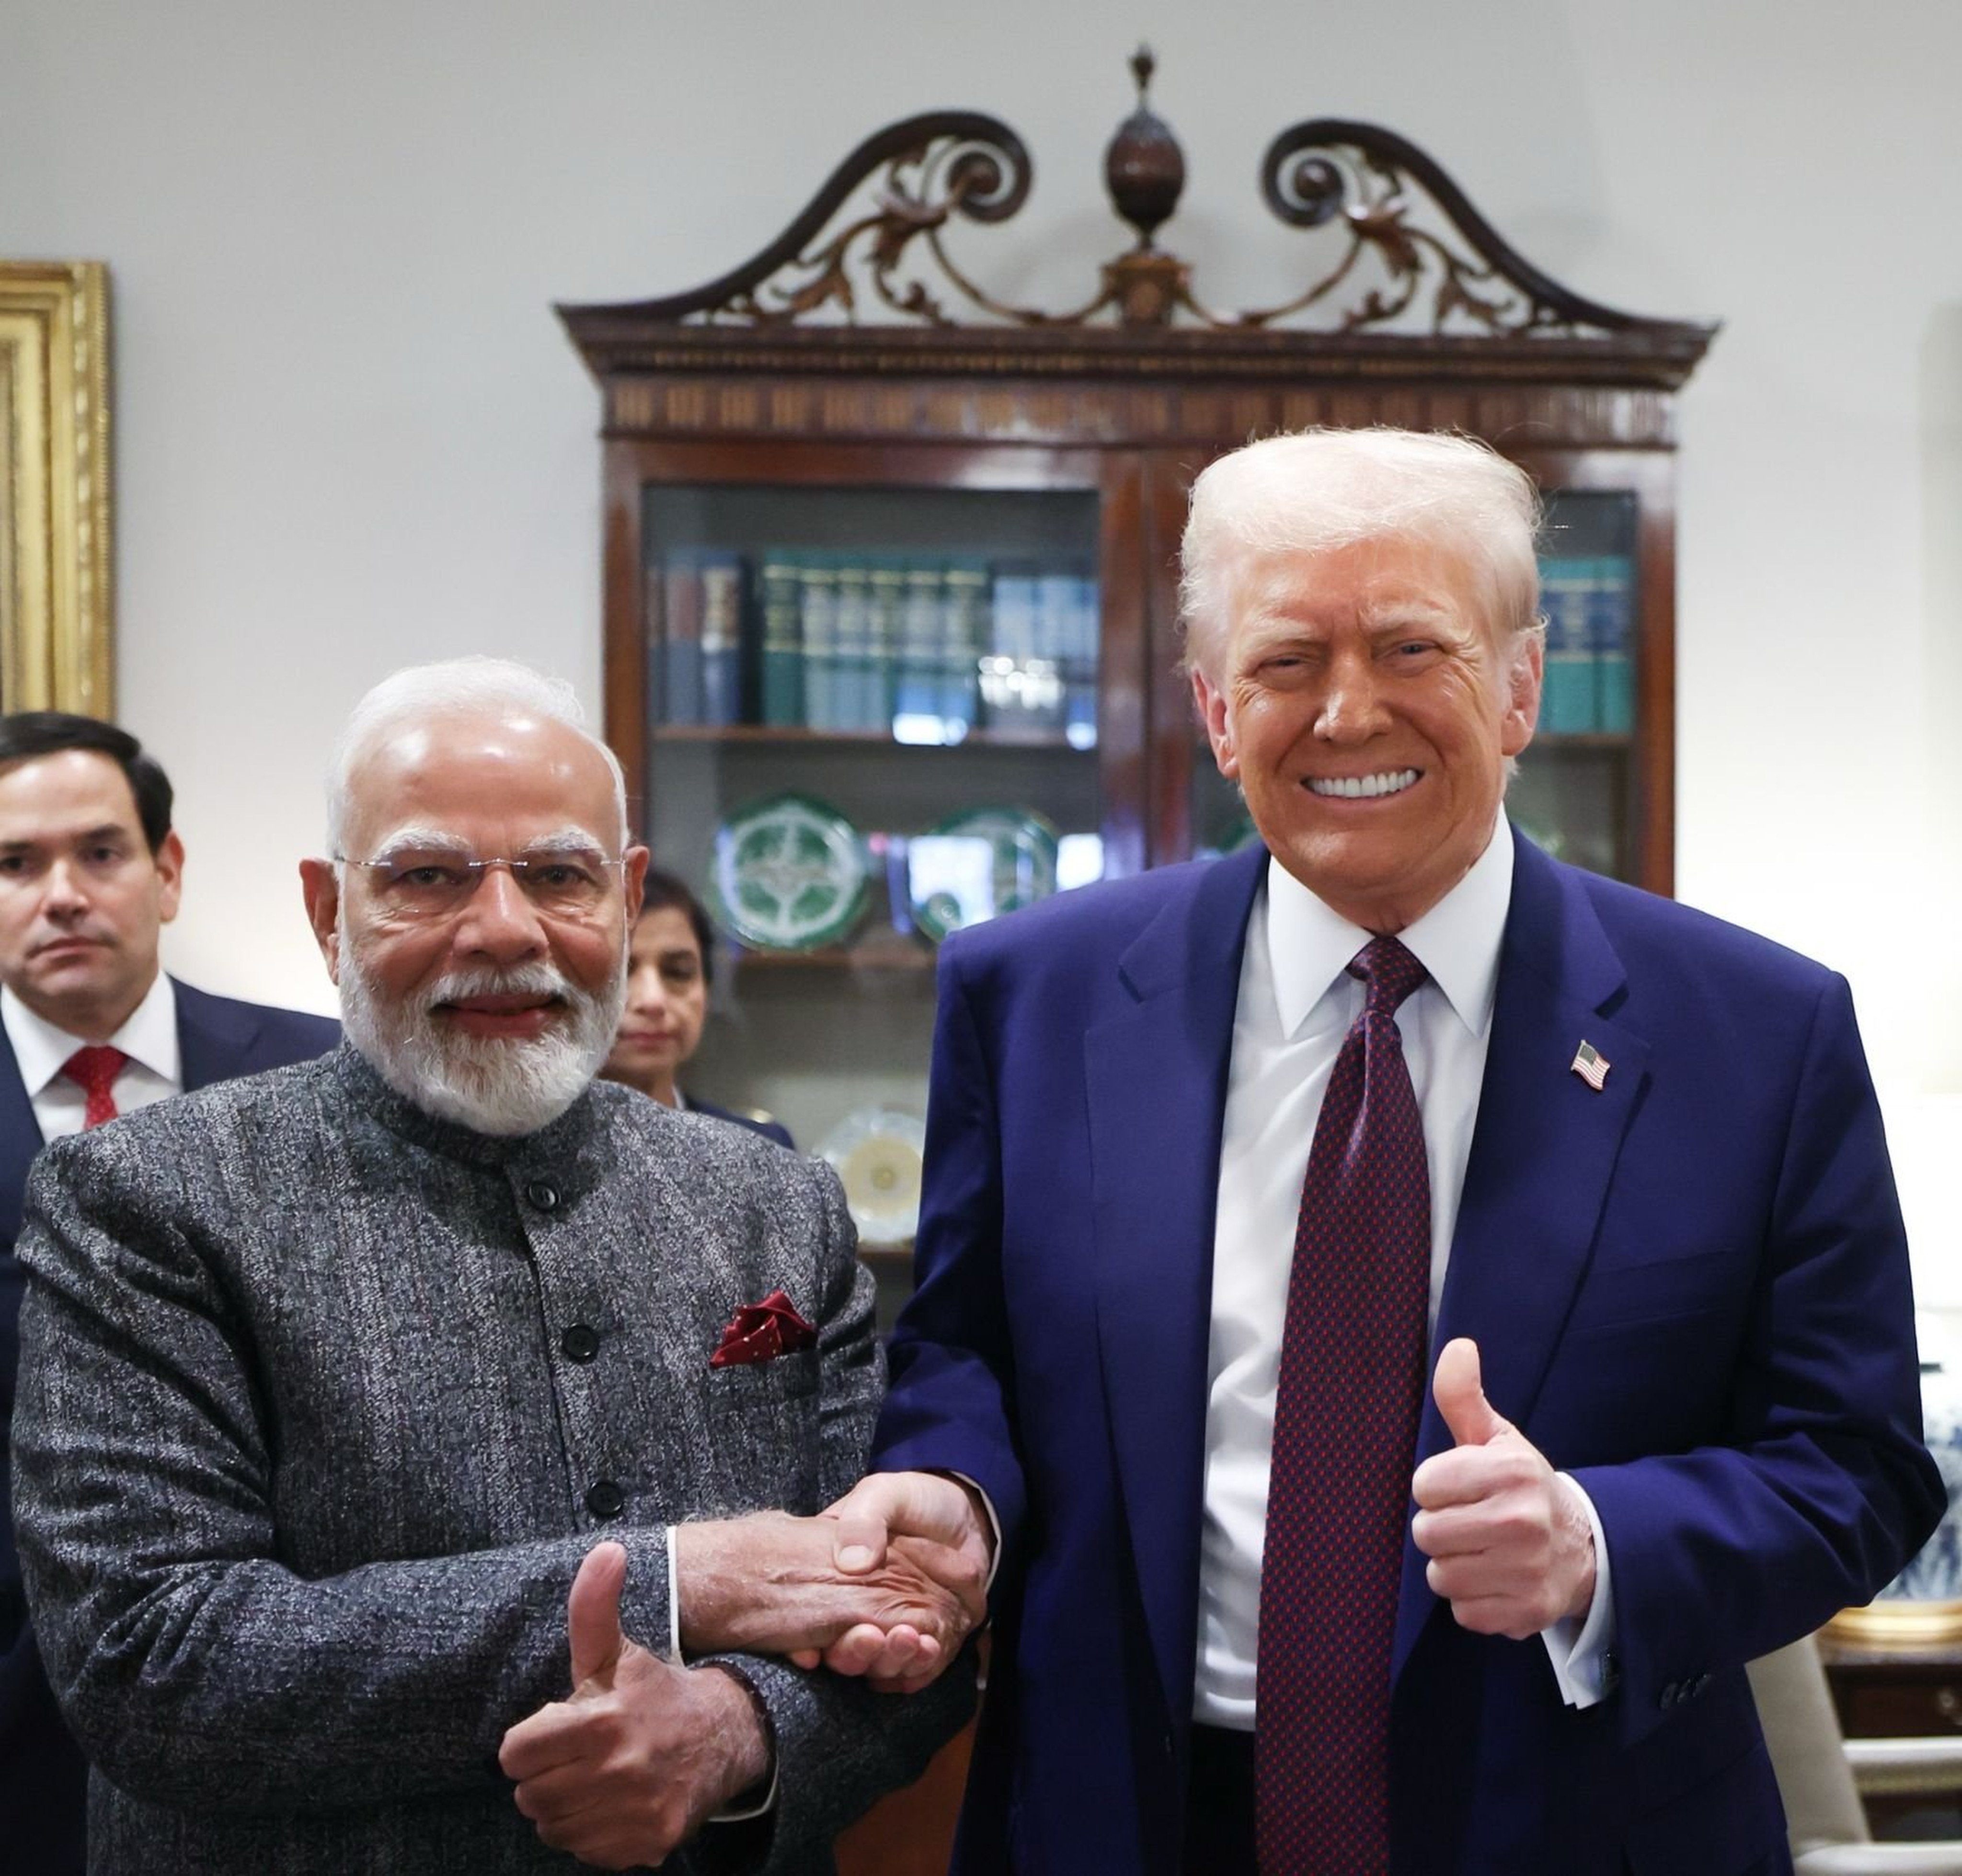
[0,711,338,1875]
[815,429,1944,1874]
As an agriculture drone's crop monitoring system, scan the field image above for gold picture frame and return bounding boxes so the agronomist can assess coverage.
[0,261,114,716]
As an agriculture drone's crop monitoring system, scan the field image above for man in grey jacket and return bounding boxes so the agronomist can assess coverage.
[10,658,975,1874]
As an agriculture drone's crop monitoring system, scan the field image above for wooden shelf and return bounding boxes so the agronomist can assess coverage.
[652,724,1091,751]
[857,1243,916,1265]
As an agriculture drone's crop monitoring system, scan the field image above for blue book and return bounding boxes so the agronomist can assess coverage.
[940,560,988,737]
[1590,553,1637,733]
[895,560,944,730]
[698,550,744,728]
[662,549,703,726]
[1536,555,1596,733]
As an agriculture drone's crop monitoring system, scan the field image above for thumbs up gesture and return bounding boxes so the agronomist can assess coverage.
[499,1543,770,1869]
[1410,1338,1598,1641]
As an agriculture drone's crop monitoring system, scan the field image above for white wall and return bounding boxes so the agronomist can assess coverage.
[5,0,1959,1293]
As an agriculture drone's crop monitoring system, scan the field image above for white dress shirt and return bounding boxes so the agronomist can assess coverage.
[3,973,182,1137]
[1193,820,1613,1727]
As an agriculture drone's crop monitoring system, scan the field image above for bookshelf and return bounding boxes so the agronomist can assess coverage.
[558,61,1714,1243]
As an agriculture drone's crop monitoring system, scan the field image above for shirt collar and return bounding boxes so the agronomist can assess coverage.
[1264,818,1516,1040]
[2,970,181,1096]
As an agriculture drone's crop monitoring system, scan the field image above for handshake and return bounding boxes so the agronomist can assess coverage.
[498,1473,989,1870]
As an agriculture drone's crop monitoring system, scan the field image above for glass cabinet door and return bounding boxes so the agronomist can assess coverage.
[637,477,1108,1320]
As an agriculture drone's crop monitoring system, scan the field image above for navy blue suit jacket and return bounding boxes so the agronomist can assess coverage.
[872,832,1943,1876]
[0,978,338,1875]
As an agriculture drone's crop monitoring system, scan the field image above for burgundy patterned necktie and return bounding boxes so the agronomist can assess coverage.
[61,1045,129,1128]
[1256,936,1431,1875]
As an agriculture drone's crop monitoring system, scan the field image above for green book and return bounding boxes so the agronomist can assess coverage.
[758,550,804,728]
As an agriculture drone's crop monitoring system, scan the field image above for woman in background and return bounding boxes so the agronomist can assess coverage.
[602,867,794,1148]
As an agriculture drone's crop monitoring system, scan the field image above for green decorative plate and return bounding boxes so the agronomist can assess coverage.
[907,805,1060,944]
[816,1107,928,1245]
[706,792,869,952]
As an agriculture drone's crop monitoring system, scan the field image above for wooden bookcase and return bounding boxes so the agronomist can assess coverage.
[559,82,1714,1270]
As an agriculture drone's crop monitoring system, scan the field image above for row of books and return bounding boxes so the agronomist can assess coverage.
[1538,554,1636,734]
[647,549,1100,742]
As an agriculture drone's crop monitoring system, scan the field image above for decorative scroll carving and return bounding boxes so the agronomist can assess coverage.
[583,112,1036,329]
[561,53,1707,348]
[1244,120,1662,337]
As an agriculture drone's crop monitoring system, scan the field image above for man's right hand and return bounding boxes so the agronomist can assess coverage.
[675,1507,984,1689]
[798,1472,995,1692]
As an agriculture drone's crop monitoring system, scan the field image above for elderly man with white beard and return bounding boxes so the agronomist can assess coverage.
[8,658,977,1876]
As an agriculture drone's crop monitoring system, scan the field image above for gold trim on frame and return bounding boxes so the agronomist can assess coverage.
[0,261,115,717]
[1822,1599,1962,1648]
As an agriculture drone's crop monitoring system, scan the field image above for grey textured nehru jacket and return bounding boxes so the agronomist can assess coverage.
[11,1045,971,1874]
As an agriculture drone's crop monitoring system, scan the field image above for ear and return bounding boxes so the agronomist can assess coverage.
[153,831,186,925]
[621,844,649,925]
[1191,666,1240,782]
[298,858,344,985]
[1500,631,1544,758]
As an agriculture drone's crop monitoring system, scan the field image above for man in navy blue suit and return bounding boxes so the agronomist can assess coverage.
[821,430,1943,1874]
[0,711,338,1875]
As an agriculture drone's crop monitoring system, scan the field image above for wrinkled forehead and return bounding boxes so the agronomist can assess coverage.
[342,711,624,856]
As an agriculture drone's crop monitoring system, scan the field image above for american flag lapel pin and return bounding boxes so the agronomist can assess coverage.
[1570,1040,1610,1091]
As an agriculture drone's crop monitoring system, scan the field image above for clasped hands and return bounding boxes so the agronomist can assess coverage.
[497,1345,1585,1866]
[499,1494,990,1867]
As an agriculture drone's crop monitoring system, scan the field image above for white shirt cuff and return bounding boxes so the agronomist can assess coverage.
[664,1523,682,1662]
[1539,1475,1617,1708]
[946,1471,1003,1593]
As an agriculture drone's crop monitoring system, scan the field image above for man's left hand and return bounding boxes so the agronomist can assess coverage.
[1410,1337,1597,1640]
[500,1542,770,1870]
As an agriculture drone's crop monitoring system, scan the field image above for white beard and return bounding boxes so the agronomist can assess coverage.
[337,920,626,1137]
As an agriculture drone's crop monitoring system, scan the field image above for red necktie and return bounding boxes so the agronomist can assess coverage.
[1256,936,1430,1875]
[61,1045,129,1128]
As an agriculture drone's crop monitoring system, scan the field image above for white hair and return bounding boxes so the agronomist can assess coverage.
[325,657,629,855]
[1178,427,1546,677]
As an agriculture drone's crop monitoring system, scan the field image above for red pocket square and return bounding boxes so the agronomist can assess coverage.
[709,1288,817,1368]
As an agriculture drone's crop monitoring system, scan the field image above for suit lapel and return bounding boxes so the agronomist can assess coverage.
[1392,834,1650,1680]
[1086,845,1265,1728]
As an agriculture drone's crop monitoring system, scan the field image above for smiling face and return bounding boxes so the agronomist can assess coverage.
[604,905,709,1106]
[299,709,647,1134]
[0,750,183,1039]
[1191,532,1541,934]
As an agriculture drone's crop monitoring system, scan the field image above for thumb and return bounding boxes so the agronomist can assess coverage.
[829,1482,897,1576]
[567,1540,629,1691]
[1433,1337,1509,1448]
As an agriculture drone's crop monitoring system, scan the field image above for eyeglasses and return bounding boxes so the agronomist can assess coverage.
[335,847,626,920]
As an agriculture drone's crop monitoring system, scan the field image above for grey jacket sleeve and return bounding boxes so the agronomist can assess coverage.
[697,1157,978,1870]
[10,1145,678,1814]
